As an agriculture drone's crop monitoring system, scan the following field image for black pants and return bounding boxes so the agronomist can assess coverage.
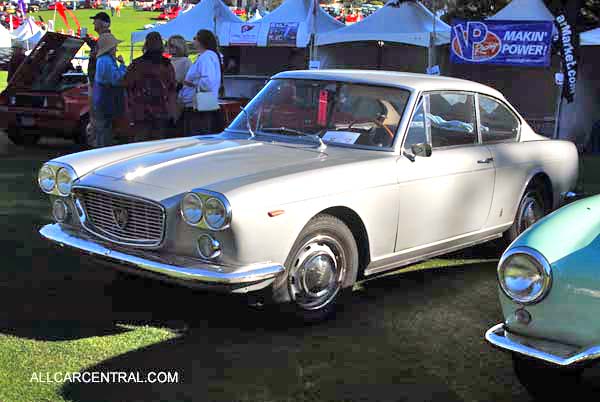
[182,109,225,136]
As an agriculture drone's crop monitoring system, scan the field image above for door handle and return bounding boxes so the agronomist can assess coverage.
[477,157,494,164]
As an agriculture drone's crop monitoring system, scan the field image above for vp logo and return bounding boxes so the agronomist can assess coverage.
[452,22,501,62]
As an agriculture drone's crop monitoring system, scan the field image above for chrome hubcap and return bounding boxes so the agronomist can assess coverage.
[519,197,543,233]
[288,235,345,311]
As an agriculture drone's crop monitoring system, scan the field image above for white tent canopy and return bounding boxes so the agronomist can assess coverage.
[11,17,43,49]
[131,0,241,44]
[581,28,600,46]
[487,0,555,21]
[230,0,343,47]
[316,0,450,47]
[0,23,11,49]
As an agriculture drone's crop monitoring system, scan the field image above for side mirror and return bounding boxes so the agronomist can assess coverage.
[411,142,432,158]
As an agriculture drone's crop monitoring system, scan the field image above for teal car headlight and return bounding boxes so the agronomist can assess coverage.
[38,163,77,196]
[498,247,552,305]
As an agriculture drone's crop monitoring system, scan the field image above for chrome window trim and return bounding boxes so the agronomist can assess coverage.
[497,246,553,305]
[476,93,522,144]
[72,185,167,249]
[421,90,480,150]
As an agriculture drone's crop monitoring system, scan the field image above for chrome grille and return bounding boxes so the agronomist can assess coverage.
[74,187,165,246]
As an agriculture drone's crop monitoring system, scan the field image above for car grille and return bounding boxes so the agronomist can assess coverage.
[74,188,165,247]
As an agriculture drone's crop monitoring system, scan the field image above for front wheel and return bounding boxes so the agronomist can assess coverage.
[512,354,583,400]
[271,214,359,323]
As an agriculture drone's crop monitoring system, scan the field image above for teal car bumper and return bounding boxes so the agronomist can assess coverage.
[486,323,600,367]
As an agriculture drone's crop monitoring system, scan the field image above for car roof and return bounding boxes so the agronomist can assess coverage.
[273,70,506,100]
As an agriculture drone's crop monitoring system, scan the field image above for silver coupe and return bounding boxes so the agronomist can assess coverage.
[38,70,579,321]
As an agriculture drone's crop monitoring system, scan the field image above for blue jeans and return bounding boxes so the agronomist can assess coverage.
[93,108,113,148]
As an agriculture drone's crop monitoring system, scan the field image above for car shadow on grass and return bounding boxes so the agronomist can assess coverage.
[53,258,528,402]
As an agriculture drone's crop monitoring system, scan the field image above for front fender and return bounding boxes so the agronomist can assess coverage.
[500,195,600,347]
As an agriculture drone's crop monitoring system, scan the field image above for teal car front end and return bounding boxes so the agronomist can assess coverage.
[486,195,600,398]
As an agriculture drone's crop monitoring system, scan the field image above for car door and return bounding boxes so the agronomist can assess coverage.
[476,93,526,229]
[394,91,496,253]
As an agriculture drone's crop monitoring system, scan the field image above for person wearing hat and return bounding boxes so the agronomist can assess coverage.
[87,12,112,88]
[7,41,26,82]
[85,12,112,146]
[92,33,127,147]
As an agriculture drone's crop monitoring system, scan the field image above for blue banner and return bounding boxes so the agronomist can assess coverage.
[450,20,553,67]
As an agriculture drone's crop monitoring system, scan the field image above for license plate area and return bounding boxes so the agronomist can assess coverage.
[17,115,35,127]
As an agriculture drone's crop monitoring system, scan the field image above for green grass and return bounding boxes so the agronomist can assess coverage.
[29,7,156,61]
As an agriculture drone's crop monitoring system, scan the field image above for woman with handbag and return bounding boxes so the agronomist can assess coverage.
[178,29,225,136]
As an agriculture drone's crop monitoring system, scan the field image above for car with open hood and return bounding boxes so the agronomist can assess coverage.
[0,32,92,145]
[486,195,600,399]
[38,70,579,322]
[0,32,248,146]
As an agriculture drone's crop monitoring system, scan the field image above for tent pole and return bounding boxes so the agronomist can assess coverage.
[130,39,134,64]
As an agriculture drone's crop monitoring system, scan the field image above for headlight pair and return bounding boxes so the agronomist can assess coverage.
[180,192,231,231]
[37,164,77,196]
[498,247,552,305]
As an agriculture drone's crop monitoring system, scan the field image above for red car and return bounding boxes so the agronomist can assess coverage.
[0,33,93,146]
[157,4,180,20]
[0,32,248,146]
[143,0,163,11]
[2,13,22,29]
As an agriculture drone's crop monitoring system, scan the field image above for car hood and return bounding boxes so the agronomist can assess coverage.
[85,137,330,194]
[7,32,84,92]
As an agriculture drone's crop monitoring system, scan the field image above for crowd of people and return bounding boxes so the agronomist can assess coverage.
[86,11,224,147]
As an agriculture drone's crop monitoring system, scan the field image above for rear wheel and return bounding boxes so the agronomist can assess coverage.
[73,115,92,147]
[271,214,358,323]
[504,186,545,245]
[512,353,583,400]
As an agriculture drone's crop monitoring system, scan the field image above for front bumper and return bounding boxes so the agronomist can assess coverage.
[486,323,600,367]
[40,223,285,293]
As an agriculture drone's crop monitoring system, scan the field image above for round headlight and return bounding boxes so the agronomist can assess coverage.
[181,193,203,225]
[52,199,70,223]
[197,234,222,259]
[38,165,56,193]
[498,247,552,305]
[56,167,75,196]
[204,197,228,230]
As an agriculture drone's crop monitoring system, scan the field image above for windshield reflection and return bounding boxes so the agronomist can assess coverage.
[228,79,411,149]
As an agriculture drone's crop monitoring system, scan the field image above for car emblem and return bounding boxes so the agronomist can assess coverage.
[112,207,129,229]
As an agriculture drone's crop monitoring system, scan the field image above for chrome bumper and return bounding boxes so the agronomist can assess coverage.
[40,223,285,292]
[486,323,600,367]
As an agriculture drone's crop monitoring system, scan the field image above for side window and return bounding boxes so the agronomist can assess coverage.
[428,92,477,148]
[404,99,427,148]
[478,95,520,143]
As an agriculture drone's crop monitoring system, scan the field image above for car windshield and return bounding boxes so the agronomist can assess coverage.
[228,79,411,149]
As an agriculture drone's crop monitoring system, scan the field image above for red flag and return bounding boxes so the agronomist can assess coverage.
[55,2,71,30]
[65,8,80,29]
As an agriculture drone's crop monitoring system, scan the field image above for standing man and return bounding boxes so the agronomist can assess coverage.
[84,11,112,147]
[92,33,127,147]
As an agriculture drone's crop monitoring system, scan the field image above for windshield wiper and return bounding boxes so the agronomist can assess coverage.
[260,127,327,150]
